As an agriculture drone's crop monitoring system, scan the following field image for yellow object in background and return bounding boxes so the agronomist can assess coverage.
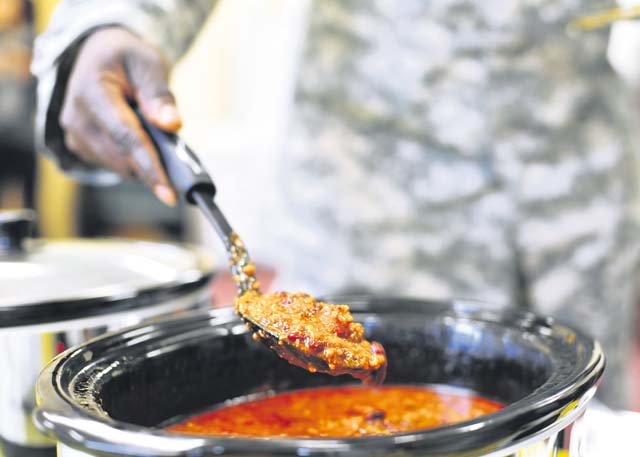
[0,0,25,28]
[31,0,79,238]
[32,0,58,34]
[568,5,640,32]
[35,156,78,238]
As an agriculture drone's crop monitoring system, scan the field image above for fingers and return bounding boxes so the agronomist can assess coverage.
[63,118,134,179]
[124,48,182,132]
[61,76,177,205]
[59,27,180,206]
[61,96,132,178]
[87,80,178,205]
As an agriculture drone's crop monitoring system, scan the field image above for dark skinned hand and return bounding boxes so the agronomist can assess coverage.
[61,27,181,205]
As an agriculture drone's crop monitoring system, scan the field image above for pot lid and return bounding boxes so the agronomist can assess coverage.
[0,210,214,327]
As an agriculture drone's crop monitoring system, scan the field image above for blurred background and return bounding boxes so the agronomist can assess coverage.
[0,0,305,296]
[0,0,639,411]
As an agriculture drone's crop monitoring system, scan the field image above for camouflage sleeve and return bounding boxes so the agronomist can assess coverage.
[31,0,217,183]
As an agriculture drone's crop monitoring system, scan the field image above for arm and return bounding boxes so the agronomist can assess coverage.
[32,0,217,203]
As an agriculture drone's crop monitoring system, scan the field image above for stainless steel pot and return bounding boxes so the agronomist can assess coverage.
[0,210,215,457]
[34,296,604,457]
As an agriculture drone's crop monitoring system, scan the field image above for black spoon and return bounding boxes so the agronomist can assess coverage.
[135,111,308,347]
[136,110,385,384]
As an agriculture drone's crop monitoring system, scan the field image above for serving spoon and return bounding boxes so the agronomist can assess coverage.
[136,111,386,384]
[135,109,261,296]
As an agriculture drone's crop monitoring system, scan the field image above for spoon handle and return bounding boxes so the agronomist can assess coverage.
[135,108,259,295]
[134,107,231,238]
[134,107,216,203]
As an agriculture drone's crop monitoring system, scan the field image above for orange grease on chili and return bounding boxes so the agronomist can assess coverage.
[235,291,387,384]
[168,385,503,438]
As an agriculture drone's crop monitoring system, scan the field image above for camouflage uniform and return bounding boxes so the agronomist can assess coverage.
[33,0,640,409]
[31,0,216,183]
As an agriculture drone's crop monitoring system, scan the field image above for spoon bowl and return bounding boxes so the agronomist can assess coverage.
[241,313,387,384]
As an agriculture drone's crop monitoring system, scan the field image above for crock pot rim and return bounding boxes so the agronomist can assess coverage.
[34,296,605,456]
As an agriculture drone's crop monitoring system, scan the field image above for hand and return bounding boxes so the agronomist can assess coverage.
[60,27,181,205]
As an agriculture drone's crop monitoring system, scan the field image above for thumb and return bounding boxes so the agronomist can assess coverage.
[127,54,182,131]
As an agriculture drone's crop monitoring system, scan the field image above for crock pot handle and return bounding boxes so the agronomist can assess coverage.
[134,107,217,204]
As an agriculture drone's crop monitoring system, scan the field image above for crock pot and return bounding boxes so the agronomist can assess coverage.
[0,210,215,457]
[34,295,604,456]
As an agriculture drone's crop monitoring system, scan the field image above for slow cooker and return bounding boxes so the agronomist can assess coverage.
[0,210,215,457]
[34,296,604,456]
